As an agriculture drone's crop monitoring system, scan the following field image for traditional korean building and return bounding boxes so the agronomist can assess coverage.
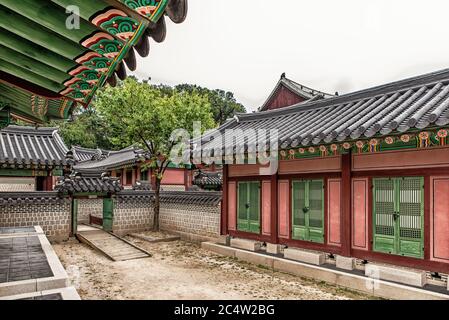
[0,125,70,191]
[0,0,187,126]
[199,68,449,274]
[72,146,193,191]
[259,73,334,112]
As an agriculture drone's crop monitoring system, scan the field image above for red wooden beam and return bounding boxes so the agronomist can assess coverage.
[221,164,229,235]
[270,173,278,244]
[340,152,352,257]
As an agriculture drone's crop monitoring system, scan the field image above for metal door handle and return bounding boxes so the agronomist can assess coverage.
[302,207,309,213]
[393,212,399,220]
[245,203,250,209]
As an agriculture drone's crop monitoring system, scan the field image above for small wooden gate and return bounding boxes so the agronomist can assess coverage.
[102,198,114,232]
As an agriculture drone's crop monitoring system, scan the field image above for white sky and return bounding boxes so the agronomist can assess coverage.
[132,0,449,112]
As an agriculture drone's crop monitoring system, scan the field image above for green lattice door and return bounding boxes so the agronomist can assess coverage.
[373,177,424,258]
[292,180,324,243]
[237,181,260,233]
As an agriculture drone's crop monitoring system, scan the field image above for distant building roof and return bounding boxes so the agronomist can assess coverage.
[0,125,68,169]
[73,146,148,173]
[72,146,110,162]
[199,68,449,153]
[260,73,334,111]
[193,171,223,188]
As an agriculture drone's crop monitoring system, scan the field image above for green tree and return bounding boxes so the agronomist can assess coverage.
[157,84,246,125]
[50,106,114,150]
[94,78,215,231]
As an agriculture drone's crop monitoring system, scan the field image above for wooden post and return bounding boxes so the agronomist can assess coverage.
[270,173,278,244]
[341,152,352,257]
[221,164,229,235]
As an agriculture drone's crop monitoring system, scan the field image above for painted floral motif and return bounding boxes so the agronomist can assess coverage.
[437,129,448,138]
[342,142,351,150]
[400,134,410,143]
[385,137,394,145]
[419,132,429,140]
[330,144,338,151]
[356,141,364,148]
[298,148,305,154]
[308,147,316,153]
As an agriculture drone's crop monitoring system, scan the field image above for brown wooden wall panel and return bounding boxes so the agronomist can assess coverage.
[227,181,237,231]
[262,180,271,236]
[352,178,369,251]
[352,146,449,171]
[279,156,341,175]
[430,177,449,263]
[327,178,341,246]
[278,180,290,238]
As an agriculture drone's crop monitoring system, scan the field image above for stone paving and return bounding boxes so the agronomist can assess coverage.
[0,236,53,283]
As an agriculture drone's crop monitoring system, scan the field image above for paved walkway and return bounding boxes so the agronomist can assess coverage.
[76,227,150,261]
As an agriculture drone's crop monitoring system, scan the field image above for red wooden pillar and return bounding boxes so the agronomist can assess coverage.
[340,152,352,257]
[45,170,53,191]
[270,173,278,244]
[221,164,229,235]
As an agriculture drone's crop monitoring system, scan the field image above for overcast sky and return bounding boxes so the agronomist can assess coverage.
[132,0,449,112]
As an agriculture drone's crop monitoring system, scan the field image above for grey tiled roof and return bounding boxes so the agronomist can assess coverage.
[194,171,223,187]
[0,125,68,168]
[72,146,109,162]
[200,68,449,152]
[74,146,147,173]
[260,75,334,111]
[55,173,123,194]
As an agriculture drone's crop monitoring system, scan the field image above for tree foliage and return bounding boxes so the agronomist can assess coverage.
[50,107,113,150]
[155,84,246,125]
[94,78,216,230]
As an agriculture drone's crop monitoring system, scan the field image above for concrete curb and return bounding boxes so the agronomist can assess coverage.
[201,242,449,300]
[0,287,81,300]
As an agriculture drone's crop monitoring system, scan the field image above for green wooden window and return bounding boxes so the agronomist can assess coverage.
[237,181,261,234]
[292,180,324,244]
[373,177,424,259]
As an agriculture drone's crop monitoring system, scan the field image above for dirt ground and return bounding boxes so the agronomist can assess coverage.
[53,232,375,300]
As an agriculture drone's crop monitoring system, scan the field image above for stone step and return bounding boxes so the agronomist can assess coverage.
[283,248,325,265]
[336,255,356,271]
[266,243,282,255]
[230,238,261,252]
[365,263,427,288]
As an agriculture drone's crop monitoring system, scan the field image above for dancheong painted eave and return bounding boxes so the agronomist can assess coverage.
[0,0,188,125]
[197,67,449,157]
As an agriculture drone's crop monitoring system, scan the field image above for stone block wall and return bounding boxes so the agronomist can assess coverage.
[77,198,103,224]
[159,202,220,239]
[112,191,222,240]
[0,193,71,242]
[112,195,153,236]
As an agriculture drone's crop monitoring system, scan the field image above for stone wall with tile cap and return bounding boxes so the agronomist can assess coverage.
[112,191,222,239]
[0,192,71,242]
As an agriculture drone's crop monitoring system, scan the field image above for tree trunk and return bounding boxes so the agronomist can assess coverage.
[153,178,161,231]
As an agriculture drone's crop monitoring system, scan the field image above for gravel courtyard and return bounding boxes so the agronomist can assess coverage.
[53,232,374,300]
